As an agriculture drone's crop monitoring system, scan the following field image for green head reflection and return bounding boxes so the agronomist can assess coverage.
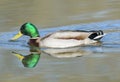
[12,51,40,68]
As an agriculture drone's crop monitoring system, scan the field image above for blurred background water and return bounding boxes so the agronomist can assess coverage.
[0,0,120,82]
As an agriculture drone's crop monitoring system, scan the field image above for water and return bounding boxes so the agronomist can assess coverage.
[0,0,120,82]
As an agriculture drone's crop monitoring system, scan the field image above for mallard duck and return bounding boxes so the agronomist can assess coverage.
[11,22,105,48]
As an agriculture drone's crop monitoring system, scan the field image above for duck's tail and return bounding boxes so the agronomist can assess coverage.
[88,30,105,40]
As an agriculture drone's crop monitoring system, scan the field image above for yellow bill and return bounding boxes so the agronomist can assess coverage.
[10,31,23,41]
[12,51,24,61]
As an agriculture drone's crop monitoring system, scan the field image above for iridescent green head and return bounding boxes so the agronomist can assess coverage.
[11,22,40,40]
[20,22,40,38]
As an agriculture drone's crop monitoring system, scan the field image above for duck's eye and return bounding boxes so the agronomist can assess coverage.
[20,23,26,30]
[20,23,29,35]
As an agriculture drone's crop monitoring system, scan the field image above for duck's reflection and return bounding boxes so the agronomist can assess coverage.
[43,47,92,58]
[12,38,41,68]
[12,51,40,68]
[11,38,101,68]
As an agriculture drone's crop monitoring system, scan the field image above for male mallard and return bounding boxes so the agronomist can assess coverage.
[11,22,105,48]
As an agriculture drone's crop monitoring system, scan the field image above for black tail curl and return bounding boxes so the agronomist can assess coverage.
[88,30,104,40]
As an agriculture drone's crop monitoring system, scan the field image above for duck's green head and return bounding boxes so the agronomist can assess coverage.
[11,22,40,40]
[21,22,40,38]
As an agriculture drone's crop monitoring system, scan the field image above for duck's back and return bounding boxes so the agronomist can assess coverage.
[41,30,105,48]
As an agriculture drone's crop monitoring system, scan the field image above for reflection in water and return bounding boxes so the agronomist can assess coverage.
[12,51,40,68]
[43,47,92,58]
[12,38,41,68]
